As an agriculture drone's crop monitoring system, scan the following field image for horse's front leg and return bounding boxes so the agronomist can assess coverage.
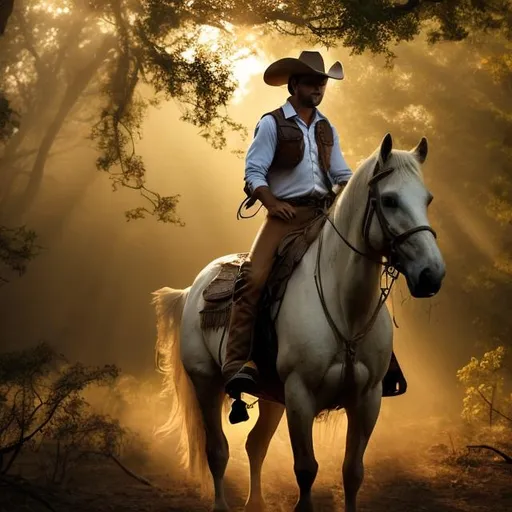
[285,372,318,512]
[342,385,382,512]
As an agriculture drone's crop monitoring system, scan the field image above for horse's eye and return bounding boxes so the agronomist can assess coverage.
[381,195,399,209]
[427,193,434,206]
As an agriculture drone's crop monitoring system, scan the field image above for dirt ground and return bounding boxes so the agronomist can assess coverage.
[1,414,511,512]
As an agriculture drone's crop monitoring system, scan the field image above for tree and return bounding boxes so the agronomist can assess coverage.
[0,224,39,285]
[457,346,512,427]
[0,342,151,508]
[1,0,512,227]
[0,343,119,473]
[457,346,512,465]
[0,0,14,35]
[0,1,243,224]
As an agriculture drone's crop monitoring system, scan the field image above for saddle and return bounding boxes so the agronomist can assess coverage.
[200,216,406,403]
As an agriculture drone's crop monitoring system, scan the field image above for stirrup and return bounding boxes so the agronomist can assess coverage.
[229,397,250,424]
[382,372,407,397]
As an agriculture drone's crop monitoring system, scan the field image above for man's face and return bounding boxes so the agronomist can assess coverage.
[295,75,328,107]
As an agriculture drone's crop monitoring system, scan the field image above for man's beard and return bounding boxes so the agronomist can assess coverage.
[298,92,322,108]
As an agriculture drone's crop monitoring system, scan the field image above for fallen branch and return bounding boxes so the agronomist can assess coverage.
[85,452,153,487]
[467,444,512,464]
[108,453,153,487]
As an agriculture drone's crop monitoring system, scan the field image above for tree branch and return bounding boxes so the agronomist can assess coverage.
[477,388,512,424]
[264,10,309,26]
[392,0,445,12]
[82,451,153,487]
[467,445,512,464]
[15,10,45,77]
[108,453,153,487]
[0,396,66,458]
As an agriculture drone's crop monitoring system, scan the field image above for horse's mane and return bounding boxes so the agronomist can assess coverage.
[335,146,424,222]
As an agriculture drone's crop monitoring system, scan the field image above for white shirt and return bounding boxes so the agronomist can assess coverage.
[244,101,353,199]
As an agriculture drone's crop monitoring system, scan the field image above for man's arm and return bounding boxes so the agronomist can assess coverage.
[329,125,353,185]
[244,115,296,220]
[244,115,276,196]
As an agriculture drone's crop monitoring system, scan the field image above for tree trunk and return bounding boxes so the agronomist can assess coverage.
[489,384,496,427]
[0,17,88,217]
[0,0,14,35]
[6,36,115,220]
[0,121,34,211]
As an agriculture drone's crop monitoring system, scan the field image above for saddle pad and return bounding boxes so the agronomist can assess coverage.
[202,253,249,302]
[200,214,327,332]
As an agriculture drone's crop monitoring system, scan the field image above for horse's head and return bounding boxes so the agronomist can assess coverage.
[362,133,445,298]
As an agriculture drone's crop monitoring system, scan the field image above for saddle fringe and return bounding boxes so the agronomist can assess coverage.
[200,303,231,331]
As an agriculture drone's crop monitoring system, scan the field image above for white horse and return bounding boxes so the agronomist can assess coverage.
[152,134,446,512]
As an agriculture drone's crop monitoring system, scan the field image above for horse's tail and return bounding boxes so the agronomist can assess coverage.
[151,286,209,484]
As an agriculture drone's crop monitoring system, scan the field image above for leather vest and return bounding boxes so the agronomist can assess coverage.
[263,107,334,173]
[241,108,335,209]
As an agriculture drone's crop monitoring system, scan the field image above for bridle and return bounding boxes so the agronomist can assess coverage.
[314,160,437,363]
[362,163,437,271]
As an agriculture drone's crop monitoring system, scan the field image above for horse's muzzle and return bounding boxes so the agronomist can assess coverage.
[409,265,446,298]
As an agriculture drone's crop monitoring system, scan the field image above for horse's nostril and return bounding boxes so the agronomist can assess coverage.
[417,267,439,296]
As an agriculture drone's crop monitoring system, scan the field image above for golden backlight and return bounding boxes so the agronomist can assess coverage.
[182,25,266,104]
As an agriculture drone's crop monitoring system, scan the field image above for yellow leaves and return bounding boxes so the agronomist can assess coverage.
[456,347,505,382]
[463,257,512,292]
[480,42,512,85]
[494,258,512,276]
[487,198,512,224]
[457,346,509,424]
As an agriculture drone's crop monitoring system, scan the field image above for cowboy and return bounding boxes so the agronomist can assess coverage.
[222,51,353,398]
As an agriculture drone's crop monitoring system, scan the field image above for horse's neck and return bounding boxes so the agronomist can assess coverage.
[320,191,382,335]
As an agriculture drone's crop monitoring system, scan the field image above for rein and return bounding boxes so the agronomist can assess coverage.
[313,162,436,364]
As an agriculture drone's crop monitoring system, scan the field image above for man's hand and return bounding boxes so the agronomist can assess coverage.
[252,186,296,221]
[267,200,296,221]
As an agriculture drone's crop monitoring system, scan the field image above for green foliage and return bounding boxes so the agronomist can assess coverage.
[457,346,512,426]
[0,1,249,224]
[140,0,512,59]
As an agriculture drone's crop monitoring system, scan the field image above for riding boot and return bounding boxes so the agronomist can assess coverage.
[222,260,263,398]
[222,205,324,402]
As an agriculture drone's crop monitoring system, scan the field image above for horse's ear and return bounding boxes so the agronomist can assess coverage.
[411,137,428,164]
[379,133,393,165]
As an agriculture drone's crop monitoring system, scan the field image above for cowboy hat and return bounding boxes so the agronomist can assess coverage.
[263,51,344,86]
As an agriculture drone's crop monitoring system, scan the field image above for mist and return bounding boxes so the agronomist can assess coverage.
[1,4,511,510]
